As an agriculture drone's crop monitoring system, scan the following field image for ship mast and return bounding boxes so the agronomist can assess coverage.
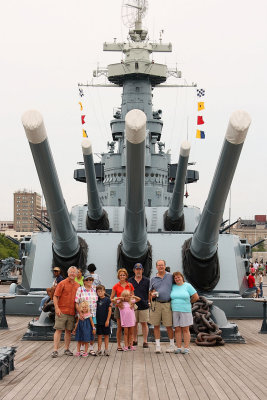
[76,0,198,209]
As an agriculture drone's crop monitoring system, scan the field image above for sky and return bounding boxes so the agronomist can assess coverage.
[0,0,266,224]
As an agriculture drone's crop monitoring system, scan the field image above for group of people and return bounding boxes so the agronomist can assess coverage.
[49,260,199,358]
[247,262,265,298]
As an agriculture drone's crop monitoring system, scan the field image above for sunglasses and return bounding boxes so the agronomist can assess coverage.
[84,278,93,282]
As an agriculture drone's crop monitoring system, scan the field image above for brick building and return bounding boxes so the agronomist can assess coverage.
[231,215,267,248]
[0,221,14,231]
[14,190,42,232]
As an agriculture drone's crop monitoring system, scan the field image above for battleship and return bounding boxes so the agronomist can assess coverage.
[4,0,263,331]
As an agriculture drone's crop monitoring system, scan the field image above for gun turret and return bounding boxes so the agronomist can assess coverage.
[21,110,85,272]
[6,236,20,246]
[164,141,191,231]
[33,215,51,231]
[183,110,251,291]
[118,109,151,276]
[251,238,266,249]
[82,138,109,230]
[219,219,239,234]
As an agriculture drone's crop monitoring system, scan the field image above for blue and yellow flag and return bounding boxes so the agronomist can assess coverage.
[196,130,205,139]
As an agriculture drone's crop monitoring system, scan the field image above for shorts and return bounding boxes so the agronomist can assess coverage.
[172,311,193,327]
[54,313,75,331]
[149,301,172,327]
[135,308,149,323]
[96,324,111,336]
[114,306,120,320]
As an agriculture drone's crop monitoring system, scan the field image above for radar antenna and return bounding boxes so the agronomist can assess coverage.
[122,0,148,41]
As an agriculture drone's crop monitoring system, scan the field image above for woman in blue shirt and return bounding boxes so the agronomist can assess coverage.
[170,272,198,354]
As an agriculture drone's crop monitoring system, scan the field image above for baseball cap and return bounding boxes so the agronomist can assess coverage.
[53,267,61,272]
[83,271,94,280]
[133,263,143,269]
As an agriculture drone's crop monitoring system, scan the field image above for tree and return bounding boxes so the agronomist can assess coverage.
[0,234,19,259]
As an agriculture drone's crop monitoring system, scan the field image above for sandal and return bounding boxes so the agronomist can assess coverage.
[82,352,88,357]
[117,347,123,351]
[75,351,81,357]
[123,346,128,351]
[64,349,73,356]
[89,350,97,356]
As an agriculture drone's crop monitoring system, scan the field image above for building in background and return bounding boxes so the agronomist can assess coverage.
[231,215,267,248]
[0,221,14,231]
[13,190,42,232]
[2,229,32,241]
[41,207,48,223]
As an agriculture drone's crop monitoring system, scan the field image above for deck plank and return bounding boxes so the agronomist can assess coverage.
[132,348,149,400]
[114,350,133,400]
[104,347,122,400]
[143,346,160,400]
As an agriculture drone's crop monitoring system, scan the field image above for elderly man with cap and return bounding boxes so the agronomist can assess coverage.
[128,263,150,348]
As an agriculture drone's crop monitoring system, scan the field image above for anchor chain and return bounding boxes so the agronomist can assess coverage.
[192,296,225,346]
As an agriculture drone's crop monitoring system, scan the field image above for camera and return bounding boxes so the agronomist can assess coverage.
[152,291,159,299]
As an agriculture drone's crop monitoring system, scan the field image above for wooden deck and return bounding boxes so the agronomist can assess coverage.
[0,314,267,400]
[1,281,267,399]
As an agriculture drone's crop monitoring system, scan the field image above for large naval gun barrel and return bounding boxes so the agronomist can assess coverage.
[183,110,251,291]
[21,110,83,270]
[82,138,109,230]
[164,141,191,231]
[118,109,151,275]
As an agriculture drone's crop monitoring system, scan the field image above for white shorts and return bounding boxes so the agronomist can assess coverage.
[172,311,193,327]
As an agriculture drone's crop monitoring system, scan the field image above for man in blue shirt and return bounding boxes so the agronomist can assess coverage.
[128,263,150,348]
[149,260,175,353]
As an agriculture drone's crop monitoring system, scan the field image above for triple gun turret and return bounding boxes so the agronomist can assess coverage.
[22,108,251,289]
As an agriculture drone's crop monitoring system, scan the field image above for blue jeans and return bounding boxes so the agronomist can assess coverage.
[259,282,263,298]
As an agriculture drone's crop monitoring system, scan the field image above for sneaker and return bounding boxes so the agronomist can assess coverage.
[96,350,102,356]
[82,352,88,357]
[64,349,73,356]
[130,346,136,351]
[174,348,182,354]
[51,351,58,358]
[123,346,128,351]
[166,345,176,353]
[143,342,149,348]
[103,350,110,356]
[75,351,81,357]
[182,348,189,354]
[155,345,162,354]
